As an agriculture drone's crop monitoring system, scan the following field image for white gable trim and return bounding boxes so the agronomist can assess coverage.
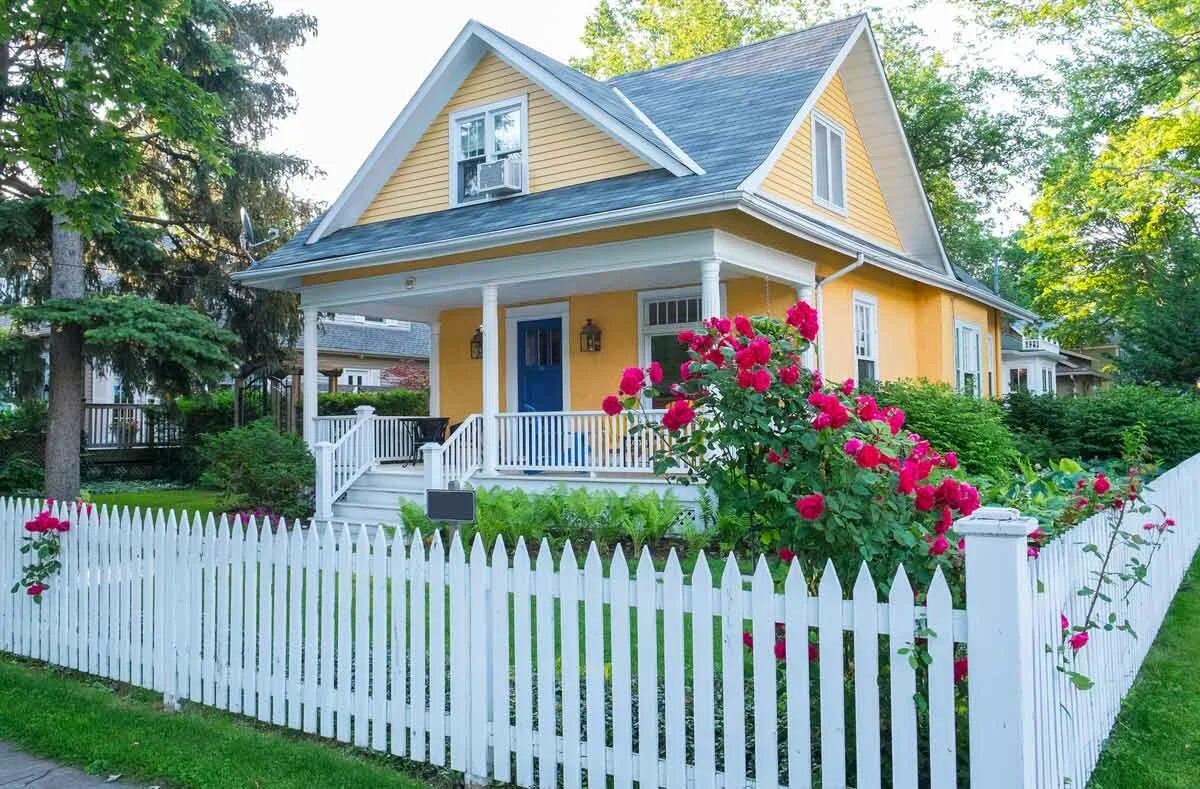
[308,21,696,245]
[738,16,868,193]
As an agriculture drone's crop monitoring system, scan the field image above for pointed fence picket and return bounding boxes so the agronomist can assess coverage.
[4,454,1199,789]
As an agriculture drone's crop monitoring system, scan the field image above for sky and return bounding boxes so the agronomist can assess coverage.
[265,0,1046,227]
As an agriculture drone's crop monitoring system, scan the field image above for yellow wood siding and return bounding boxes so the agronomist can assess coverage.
[358,53,654,225]
[760,73,904,249]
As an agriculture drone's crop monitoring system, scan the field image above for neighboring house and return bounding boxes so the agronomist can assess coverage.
[297,314,431,393]
[1001,321,1112,397]
[233,15,1035,522]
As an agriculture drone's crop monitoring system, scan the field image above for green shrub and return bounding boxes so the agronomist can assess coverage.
[399,485,691,554]
[199,420,314,518]
[875,379,1020,479]
[0,454,43,494]
[319,388,428,417]
[0,401,47,493]
[1003,386,1200,468]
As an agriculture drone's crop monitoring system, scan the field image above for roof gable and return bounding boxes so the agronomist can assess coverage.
[742,21,953,275]
[309,20,701,244]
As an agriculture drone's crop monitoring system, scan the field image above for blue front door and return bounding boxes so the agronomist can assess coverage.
[516,317,563,412]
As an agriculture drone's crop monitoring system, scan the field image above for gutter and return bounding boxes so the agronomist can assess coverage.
[814,252,865,374]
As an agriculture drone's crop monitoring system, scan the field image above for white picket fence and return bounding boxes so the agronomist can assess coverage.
[1028,453,1200,787]
[2,500,971,788]
[2,453,1198,788]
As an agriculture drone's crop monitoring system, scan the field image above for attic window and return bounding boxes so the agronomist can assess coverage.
[812,113,846,213]
[450,95,528,207]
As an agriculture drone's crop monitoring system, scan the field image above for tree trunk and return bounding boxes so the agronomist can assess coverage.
[45,181,85,499]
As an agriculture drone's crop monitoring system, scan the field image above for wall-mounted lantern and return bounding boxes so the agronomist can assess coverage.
[469,326,484,360]
[579,319,602,353]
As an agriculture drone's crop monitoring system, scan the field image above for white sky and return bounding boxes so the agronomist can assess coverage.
[265,0,1047,228]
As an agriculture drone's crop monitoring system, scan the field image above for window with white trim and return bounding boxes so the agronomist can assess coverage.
[812,113,846,212]
[450,97,526,206]
[955,322,982,396]
[853,293,878,383]
[1009,367,1029,393]
[1042,367,1054,395]
[640,290,704,408]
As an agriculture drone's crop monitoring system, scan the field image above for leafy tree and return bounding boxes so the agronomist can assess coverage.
[572,1,1043,278]
[964,0,1200,350]
[0,1,318,497]
[1119,262,1200,387]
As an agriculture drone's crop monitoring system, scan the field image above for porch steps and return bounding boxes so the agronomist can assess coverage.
[330,465,424,526]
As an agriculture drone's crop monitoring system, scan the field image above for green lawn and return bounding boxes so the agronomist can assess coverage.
[1090,552,1200,788]
[0,655,449,789]
[88,488,227,519]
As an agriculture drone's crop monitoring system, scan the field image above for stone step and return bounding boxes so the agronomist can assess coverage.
[343,485,423,507]
[330,498,416,526]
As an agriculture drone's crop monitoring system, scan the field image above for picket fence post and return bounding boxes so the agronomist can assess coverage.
[957,506,1037,789]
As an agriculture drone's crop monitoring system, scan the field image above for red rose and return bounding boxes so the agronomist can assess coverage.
[812,412,833,430]
[795,492,825,520]
[954,657,968,684]
[26,583,45,596]
[810,370,823,390]
[841,378,855,395]
[785,300,819,341]
[778,547,796,563]
[735,347,756,369]
[737,369,754,389]
[602,395,623,416]
[915,485,936,512]
[897,462,918,495]
[751,368,772,393]
[734,315,754,336]
[619,367,645,397]
[749,337,771,364]
[742,631,754,649]
[767,449,789,465]
[928,534,950,556]
[885,406,906,435]
[677,329,695,345]
[855,395,880,421]
[936,506,953,534]
[714,317,732,334]
[774,639,787,661]
[942,451,959,470]
[779,365,800,385]
[1093,474,1111,495]
[1069,630,1089,652]
[679,361,694,382]
[854,444,882,469]
[661,399,695,431]
[648,361,664,385]
[808,643,819,662]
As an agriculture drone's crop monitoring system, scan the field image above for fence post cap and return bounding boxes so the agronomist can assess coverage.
[955,506,1038,538]
[354,404,376,418]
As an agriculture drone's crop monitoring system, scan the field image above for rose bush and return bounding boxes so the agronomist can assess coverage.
[602,301,981,590]
[9,499,84,603]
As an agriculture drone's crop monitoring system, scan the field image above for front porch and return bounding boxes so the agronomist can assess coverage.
[297,229,817,522]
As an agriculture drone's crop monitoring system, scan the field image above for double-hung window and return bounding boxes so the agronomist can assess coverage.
[640,290,704,408]
[450,96,527,206]
[955,321,982,397]
[812,113,847,213]
[853,293,878,383]
[1009,367,1029,393]
[1041,367,1054,395]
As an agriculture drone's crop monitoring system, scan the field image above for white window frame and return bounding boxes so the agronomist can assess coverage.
[811,111,848,215]
[637,285,725,408]
[449,93,529,209]
[955,320,983,397]
[852,291,879,383]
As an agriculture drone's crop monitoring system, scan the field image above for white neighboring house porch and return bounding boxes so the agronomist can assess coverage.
[291,230,816,525]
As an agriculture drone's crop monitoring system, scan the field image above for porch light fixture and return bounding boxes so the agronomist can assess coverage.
[579,319,602,353]
[469,326,484,359]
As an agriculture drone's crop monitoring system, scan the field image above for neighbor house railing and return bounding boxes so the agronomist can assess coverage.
[495,409,686,474]
[3,452,1199,788]
[83,403,181,450]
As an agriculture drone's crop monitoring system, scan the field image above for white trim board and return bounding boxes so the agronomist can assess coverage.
[504,301,571,412]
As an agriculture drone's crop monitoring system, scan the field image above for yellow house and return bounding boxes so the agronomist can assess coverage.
[235,15,1033,522]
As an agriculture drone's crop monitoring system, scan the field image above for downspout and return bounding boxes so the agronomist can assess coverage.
[814,252,866,375]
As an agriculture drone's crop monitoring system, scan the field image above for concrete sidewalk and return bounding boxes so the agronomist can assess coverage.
[0,741,138,787]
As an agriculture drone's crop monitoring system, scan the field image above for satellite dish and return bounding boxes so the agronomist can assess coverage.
[238,207,280,261]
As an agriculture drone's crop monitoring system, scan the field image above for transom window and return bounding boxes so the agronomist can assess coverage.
[812,113,847,213]
[955,322,982,397]
[450,96,527,206]
[645,295,702,328]
[853,293,878,383]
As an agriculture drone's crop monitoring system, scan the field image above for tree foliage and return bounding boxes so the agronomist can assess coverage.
[572,1,1042,278]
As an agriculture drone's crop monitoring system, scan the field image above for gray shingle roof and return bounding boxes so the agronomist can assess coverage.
[299,321,431,359]
[251,15,865,273]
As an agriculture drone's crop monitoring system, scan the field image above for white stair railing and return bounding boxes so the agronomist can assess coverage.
[314,405,376,519]
[431,414,483,489]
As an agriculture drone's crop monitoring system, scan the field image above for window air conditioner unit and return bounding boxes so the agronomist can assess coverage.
[476,158,523,195]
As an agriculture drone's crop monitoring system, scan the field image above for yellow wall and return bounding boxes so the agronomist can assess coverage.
[760,73,904,249]
[358,53,654,225]
[815,265,923,383]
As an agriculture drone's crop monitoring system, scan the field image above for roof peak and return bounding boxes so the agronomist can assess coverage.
[607,13,867,83]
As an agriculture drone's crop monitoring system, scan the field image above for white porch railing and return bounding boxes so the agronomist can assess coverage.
[313,415,356,445]
[438,414,483,487]
[495,410,684,474]
[314,406,376,519]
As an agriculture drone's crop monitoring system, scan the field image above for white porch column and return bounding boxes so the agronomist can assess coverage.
[302,306,319,447]
[428,320,441,417]
[796,283,816,370]
[700,258,721,318]
[481,285,500,475]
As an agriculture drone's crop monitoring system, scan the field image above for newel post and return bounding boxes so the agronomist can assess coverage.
[355,404,376,468]
[956,506,1038,789]
[314,441,333,520]
[422,442,444,510]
